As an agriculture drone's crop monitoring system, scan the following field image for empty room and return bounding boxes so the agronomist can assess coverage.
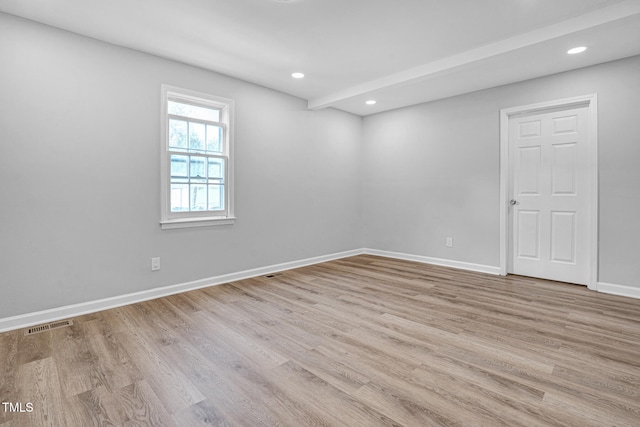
[1,0,640,425]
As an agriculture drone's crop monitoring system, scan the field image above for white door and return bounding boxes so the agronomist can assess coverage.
[508,105,591,285]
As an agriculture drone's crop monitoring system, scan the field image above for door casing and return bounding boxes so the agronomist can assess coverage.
[499,94,598,290]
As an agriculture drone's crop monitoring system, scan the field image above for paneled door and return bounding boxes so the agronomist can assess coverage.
[508,105,591,285]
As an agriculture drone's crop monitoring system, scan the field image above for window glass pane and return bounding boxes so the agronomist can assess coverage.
[169,119,188,150]
[189,156,206,181]
[168,100,220,122]
[189,122,205,152]
[190,184,207,211]
[170,155,188,178]
[207,158,224,181]
[208,185,224,211]
[170,184,189,212]
[206,125,223,153]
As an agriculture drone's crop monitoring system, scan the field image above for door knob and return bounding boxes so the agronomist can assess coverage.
[510,199,517,205]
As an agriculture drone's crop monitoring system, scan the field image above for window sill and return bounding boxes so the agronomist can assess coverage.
[160,216,236,230]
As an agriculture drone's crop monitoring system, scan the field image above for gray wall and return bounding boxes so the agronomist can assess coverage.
[2,12,639,320]
[363,54,640,289]
[0,13,363,318]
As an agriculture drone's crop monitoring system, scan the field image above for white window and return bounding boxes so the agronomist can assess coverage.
[160,85,234,229]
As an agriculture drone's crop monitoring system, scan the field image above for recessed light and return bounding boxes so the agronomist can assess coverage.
[291,72,305,79]
[366,100,376,105]
[567,46,587,55]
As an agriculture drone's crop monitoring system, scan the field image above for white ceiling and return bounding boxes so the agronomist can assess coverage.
[2,0,640,116]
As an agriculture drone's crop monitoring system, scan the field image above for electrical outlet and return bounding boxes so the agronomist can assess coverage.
[151,257,161,271]
[446,237,453,247]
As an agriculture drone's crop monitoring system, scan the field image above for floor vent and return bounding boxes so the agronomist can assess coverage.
[25,320,73,336]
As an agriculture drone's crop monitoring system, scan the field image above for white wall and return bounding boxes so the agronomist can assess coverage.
[0,13,363,318]
[363,54,640,290]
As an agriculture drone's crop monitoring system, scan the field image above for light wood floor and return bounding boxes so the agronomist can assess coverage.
[1,255,640,426]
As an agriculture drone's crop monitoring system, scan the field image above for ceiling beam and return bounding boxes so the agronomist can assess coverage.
[307,0,640,111]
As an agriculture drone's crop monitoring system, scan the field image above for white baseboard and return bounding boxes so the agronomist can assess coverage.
[11,248,628,333]
[597,282,640,299]
[0,249,364,333]
[363,248,502,275]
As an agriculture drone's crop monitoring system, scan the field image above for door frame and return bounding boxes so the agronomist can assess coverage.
[499,94,598,290]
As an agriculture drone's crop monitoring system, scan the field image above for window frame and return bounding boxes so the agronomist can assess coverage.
[160,85,235,229]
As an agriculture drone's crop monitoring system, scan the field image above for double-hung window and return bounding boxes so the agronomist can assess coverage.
[160,85,234,229]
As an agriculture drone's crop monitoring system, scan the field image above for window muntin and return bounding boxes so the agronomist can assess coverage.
[161,86,234,228]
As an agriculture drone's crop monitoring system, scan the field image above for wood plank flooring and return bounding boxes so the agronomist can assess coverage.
[1,255,640,426]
